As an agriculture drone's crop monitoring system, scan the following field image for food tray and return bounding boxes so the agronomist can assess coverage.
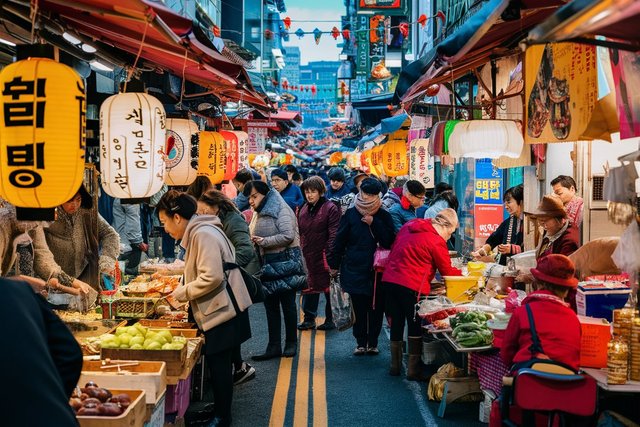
[76,389,146,427]
[101,297,160,319]
[443,332,493,353]
[80,361,167,405]
[101,345,187,376]
[138,319,195,329]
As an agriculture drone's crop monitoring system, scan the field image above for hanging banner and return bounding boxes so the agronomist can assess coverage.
[409,138,434,189]
[474,159,504,247]
[382,139,408,177]
[247,126,267,154]
[232,131,249,168]
[525,43,597,144]
[356,14,369,75]
[370,145,385,176]
[610,49,640,139]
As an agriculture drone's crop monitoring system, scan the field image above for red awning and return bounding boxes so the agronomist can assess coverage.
[39,0,269,108]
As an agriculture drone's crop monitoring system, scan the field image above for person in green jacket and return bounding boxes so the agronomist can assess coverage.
[197,189,260,386]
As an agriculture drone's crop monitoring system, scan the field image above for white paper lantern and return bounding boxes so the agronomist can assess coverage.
[100,93,166,198]
[448,120,524,159]
[231,131,249,169]
[409,138,435,189]
[165,118,199,186]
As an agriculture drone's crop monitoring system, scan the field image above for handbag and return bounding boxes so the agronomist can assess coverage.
[329,275,354,331]
[224,261,265,304]
[373,247,391,272]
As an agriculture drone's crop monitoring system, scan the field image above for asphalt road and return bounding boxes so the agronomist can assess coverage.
[213,295,486,427]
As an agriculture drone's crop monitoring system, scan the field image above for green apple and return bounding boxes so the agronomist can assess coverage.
[100,333,116,341]
[161,343,173,350]
[144,341,162,350]
[126,326,141,336]
[118,334,132,345]
[146,331,158,340]
[119,344,129,348]
[170,343,184,350]
[152,335,168,346]
[101,340,118,349]
[115,326,128,336]
[130,336,144,346]
[158,330,173,343]
[133,323,148,336]
[130,344,143,349]
[172,336,187,344]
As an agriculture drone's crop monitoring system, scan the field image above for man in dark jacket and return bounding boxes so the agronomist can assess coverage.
[326,167,351,201]
[328,178,396,355]
[271,169,304,212]
[0,277,82,426]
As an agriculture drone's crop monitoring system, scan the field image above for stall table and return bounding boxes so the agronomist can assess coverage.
[582,368,640,392]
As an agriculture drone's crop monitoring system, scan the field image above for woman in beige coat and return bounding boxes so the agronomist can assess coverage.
[158,190,251,427]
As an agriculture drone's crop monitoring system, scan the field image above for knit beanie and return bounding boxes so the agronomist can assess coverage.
[360,178,383,195]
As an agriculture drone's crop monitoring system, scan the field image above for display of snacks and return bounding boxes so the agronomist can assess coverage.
[607,337,629,385]
[139,259,185,275]
[612,308,636,340]
[631,317,640,381]
[120,274,181,298]
[55,310,103,322]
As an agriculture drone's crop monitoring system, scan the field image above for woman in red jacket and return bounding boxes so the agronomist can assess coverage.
[500,254,581,372]
[381,208,462,381]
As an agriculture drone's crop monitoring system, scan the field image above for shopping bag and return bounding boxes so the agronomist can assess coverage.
[373,247,391,272]
[329,275,354,331]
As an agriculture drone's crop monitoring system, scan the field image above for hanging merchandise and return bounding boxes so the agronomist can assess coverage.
[409,138,435,189]
[329,152,343,165]
[295,28,305,39]
[232,131,249,169]
[361,150,372,174]
[381,139,408,177]
[100,92,166,199]
[164,118,199,186]
[417,14,427,28]
[311,85,317,95]
[212,25,221,37]
[198,131,226,184]
[283,16,292,30]
[0,46,86,212]
[448,120,524,159]
[398,22,409,40]
[331,27,340,40]
[265,29,274,40]
[219,130,239,181]
[313,28,322,45]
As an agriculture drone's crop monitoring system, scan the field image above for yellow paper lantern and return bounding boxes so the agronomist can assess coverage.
[198,131,226,184]
[382,139,409,177]
[370,146,385,177]
[231,131,249,169]
[220,130,239,181]
[165,118,199,186]
[329,151,343,165]
[100,92,166,198]
[0,51,86,208]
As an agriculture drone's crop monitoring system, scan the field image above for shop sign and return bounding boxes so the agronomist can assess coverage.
[356,15,369,75]
[359,0,403,10]
[247,126,267,154]
[409,138,434,189]
[473,205,503,246]
[525,43,597,144]
[609,49,640,139]
[474,159,503,205]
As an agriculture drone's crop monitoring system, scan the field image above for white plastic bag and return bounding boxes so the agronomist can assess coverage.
[612,222,640,273]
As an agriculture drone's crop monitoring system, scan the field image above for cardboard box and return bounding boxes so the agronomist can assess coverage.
[579,315,611,369]
[576,282,631,321]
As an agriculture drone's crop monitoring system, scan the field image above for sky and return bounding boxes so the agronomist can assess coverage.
[282,0,344,65]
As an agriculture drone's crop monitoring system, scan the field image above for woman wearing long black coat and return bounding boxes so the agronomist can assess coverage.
[328,178,395,355]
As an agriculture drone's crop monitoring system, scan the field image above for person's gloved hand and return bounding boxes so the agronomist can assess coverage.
[136,242,149,252]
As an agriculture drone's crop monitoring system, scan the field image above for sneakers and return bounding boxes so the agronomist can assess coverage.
[353,346,367,356]
[233,362,256,385]
[367,346,379,355]
[297,320,316,330]
[317,321,335,331]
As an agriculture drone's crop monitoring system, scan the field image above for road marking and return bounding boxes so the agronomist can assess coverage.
[312,328,328,427]
[269,356,293,427]
[293,330,312,427]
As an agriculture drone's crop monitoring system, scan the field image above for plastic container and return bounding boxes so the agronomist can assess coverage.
[165,374,192,418]
[576,282,631,321]
[444,276,480,303]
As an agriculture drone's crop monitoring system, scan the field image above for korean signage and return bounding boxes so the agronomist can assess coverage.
[525,43,597,144]
[474,159,503,246]
[356,15,369,75]
[247,126,268,154]
[409,138,434,189]
[359,0,403,9]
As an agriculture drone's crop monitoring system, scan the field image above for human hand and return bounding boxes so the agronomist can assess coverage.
[251,236,264,245]
[497,244,511,255]
[16,275,47,294]
[72,279,92,295]
[361,215,373,225]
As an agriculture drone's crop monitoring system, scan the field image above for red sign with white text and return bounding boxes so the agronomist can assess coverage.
[474,205,504,248]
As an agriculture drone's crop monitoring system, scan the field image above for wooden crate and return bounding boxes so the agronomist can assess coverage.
[138,319,195,329]
[101,345,187,376]
[80,360,167,405]
[77,389,146,427]
[149,328,198,338]
[101,298,160,319]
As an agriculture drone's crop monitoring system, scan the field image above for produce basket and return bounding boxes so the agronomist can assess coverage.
[100,297,160,319]
[101,345,187,376]
[76,388,146,427]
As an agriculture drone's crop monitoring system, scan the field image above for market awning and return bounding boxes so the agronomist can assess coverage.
[254,110,302,122]
[33,0,269,108]
[395,0,563,104]
[526,0,640,51]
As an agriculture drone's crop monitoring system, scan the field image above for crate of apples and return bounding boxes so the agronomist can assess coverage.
[100,323,186,351]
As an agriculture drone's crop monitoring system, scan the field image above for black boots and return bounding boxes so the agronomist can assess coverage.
[283,341,297,357]
[251,344,281,361]
[407,337,429,382]
[389,341,403,376]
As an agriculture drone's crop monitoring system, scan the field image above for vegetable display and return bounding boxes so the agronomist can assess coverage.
[450,311,494,348]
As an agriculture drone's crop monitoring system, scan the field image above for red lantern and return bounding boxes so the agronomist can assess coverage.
[283,17,292,30]
[311,85,317,95]
[417,14,427,28]
[342,29,350,41]
[212,25,221,37]
[399,22,409,39]
[331,27,340,40]
[265,29,274,40]
[426,83,441,97]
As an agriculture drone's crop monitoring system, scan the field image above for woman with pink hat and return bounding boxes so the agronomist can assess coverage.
[501,254,581,372]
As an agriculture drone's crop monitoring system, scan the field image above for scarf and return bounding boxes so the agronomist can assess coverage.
[536,219,570,259]
[354,192,381,217]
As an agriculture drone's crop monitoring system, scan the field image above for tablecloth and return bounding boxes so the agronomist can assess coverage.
[469,351,510,396]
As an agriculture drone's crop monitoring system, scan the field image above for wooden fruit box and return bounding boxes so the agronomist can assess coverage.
[148,328,198,338]
[80,360,167,405]
[138,319,195,329]
[101,345,187,376]
[77,389,146,427]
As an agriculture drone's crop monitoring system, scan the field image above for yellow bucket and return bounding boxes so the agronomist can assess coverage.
[444,276,480,302]
[466,261,486,277]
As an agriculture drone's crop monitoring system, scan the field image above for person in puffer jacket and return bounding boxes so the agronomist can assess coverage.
[243,181,305,361]
[382,209,462,381]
